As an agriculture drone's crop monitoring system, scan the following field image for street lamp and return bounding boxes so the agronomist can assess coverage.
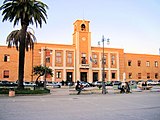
[39,46,52,88]
[98,35,110,94]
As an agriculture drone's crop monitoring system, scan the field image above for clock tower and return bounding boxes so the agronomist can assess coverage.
[73,20,92,82]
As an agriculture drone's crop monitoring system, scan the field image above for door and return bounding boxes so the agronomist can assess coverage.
[66,72,73,82]
[80,72,87,82]
[93,72,98,82]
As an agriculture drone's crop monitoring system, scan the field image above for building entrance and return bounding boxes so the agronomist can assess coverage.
[93,72,98,82]
[80,72,87,82]
[66,72,73,82]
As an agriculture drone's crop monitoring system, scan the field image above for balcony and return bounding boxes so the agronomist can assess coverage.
[80,64,90,69]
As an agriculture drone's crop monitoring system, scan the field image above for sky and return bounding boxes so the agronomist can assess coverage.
[0,0,160,55]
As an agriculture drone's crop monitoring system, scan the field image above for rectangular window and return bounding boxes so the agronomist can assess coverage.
[112,73,116,79]
[56,72,61,78]
[155,73,158,79]
[147,73,150,79]
[138,73,141,79]
[128,60,132,66]
[129,73,132,79]
[67,53,72,64]
[45,50,52,63]
[146,61,150,67]
[93,54,98,64]
[155,61,158,67]
[46,57,50,63]
[4,54,10,62]
[81,53,87,64]
[111,55,115,65]
[137,60,141,67]
[56,52,62,63]
[3,70,9,78]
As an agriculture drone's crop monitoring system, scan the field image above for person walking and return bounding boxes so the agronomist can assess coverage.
[75,81,83,95]
[125,82,130,93]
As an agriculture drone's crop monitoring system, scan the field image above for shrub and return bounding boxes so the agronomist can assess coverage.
[0,88,50,95]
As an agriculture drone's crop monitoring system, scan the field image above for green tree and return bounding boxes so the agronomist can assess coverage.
[33,65,53,87]
[0,0,48,89]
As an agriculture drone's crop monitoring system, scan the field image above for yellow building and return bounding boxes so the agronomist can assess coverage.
[0,19,160,83]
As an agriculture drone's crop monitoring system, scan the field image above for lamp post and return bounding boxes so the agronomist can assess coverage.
[98,35,110,94]
[40,46,52,88]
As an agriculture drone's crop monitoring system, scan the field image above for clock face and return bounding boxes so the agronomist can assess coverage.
[82,37,86,41]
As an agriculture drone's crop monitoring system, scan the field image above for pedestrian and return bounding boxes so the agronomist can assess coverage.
[61,80,64,86]
[75,81,83,95]
[118,82,125,93]
[125,82,130,93]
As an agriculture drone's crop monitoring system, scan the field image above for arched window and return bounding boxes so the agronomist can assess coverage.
[81,24,86,31]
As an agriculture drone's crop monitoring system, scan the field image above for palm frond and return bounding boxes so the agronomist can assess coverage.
[6,29,36,51]
[6,30,20,50]
[0,0,48,28]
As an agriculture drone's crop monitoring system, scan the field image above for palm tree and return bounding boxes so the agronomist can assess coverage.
[0,0,48,89]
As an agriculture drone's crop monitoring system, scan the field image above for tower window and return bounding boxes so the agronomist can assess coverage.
[81,24,86,31]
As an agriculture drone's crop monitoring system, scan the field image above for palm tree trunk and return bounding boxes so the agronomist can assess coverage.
[17,25,27,90]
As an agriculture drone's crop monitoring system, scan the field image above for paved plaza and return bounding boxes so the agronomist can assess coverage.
[0,88,160,120]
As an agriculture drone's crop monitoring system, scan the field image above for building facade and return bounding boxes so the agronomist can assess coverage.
[0,20,160,83]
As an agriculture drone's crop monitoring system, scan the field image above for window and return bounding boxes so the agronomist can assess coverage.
[81,24,86,31]
[111,55,115,65]
[138,73,141,79]
[155,73,158,79]
[56,52,61,63]
[45,50,51,63]
[3,70,9,78]
[56,72,61,78]
[137,60,141,67]
[146,61,150,67]
[4,54,10,62]
[112,73,116,79]
[128,60,132,66]
[147,73,150,79]
[46,57,50,63]
[155,61,158,67]
[67,53,72,64]
[93,54,98,64]
[81,53,87,64]
[129,73,132,79]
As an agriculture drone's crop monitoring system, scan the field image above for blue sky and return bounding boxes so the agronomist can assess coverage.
[0,0,160,54]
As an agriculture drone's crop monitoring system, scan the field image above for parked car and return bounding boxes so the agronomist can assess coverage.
[92,81,103,87]
[53,82,62,88]
[0,80,17,86]
[66,81,74,86]
[111,81,121,85]
[80,81,90,87]
[146,80,157,85]
[46,81,53,86]
[129,80,137,85]
[23,82,36,86]
[105,81,113,86]
[137,81,152,90]
[157,80,160,85]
